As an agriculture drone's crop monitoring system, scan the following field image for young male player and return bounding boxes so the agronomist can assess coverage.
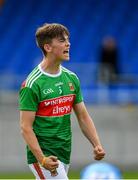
[19,23,105,179]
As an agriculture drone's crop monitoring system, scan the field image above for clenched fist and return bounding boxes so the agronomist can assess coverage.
[42,156,59,176]
[93,145,105,160]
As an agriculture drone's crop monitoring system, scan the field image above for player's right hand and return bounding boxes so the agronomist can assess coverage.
[42,155,59,176]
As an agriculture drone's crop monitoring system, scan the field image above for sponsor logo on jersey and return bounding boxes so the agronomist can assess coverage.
[36,94,75,117]
[69,82,74,91]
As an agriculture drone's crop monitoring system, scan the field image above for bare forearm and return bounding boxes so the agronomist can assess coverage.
[21,127,59,174]
[79,116,102,148]
[74,102,105,160]
[21,128,44,163]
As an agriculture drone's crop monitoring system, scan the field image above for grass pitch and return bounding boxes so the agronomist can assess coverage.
[0,170,138,179]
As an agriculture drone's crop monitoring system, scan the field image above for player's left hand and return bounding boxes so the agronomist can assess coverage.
[93,145,105,160]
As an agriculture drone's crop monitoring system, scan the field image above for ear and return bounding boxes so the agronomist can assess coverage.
[44,44,52,53]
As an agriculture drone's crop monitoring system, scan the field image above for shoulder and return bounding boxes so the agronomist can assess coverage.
[24,66,42,88]
[61,66,79,80]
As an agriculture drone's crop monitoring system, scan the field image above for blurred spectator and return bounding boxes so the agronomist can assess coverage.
[0,0,5,13]
[0,0,4,7]
[98,36,119,84]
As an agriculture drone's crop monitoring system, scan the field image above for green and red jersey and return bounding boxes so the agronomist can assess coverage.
[19,64,83,164]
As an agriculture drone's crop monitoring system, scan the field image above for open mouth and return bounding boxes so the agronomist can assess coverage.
[63,50,69,54]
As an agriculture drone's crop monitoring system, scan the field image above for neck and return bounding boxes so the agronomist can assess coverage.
[40,57,61,74]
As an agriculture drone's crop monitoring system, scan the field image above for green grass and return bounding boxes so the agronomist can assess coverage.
[0,171,138,179]
[123,171,138,179]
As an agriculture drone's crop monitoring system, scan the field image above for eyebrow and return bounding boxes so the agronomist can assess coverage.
[57,36,69,42]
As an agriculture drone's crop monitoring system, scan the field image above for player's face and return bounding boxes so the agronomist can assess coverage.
[49,34,70,61]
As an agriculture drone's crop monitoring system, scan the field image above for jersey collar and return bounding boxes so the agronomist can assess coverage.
[38,64,62,77]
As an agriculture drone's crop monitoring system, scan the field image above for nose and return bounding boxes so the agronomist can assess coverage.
[66,41,70,47]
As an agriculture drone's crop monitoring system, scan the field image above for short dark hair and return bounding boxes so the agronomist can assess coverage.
[35,23,69,56]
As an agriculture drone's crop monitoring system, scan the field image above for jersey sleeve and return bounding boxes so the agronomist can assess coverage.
[19,86,38,111]
[74,75,83,104]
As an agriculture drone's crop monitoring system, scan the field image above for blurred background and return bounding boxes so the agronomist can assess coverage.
[0,0,138,179]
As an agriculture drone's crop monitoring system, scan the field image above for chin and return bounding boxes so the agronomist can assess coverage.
[66,56,70,60]
[64,58,70,61]
[62,56,69,61]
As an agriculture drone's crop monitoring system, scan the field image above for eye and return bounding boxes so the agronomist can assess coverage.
[59,39,65,42]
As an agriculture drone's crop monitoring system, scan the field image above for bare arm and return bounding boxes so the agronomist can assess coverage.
[20,111,45,163]
[20,111,59,174]
[73,102,105,160]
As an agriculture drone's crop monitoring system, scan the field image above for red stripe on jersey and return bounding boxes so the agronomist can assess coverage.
[36,94,75,117]
[33,163,45,179]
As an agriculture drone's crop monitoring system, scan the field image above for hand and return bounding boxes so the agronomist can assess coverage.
[50,168,58,177]
[93,145,105,160]
[42,156,59,176]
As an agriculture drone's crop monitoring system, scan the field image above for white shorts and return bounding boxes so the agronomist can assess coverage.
[29,160,69,180]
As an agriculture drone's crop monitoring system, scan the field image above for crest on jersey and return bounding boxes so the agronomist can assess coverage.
[68,82,74,91]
